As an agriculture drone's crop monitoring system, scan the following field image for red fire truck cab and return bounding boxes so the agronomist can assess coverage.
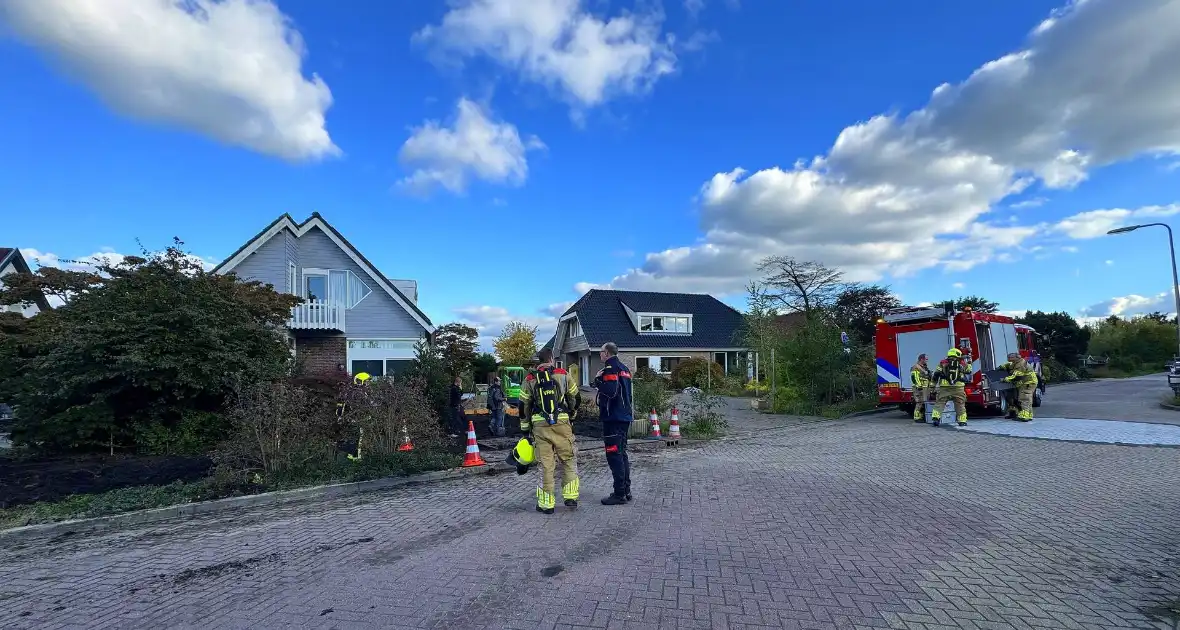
[875,306,1043,417]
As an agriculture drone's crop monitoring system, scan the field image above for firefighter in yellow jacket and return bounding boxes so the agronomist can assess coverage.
[909,354,931,422]
[519,348,581,514]
[930,349,970,427]
[999,352,1037,422]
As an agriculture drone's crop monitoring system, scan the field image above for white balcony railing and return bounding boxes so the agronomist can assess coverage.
[288,299,345,331]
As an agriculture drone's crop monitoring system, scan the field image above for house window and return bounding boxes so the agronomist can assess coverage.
[639,314,692,333]
[385,359,413,379]
[303,268,372,308]
[714,352,727,372]
[567,318,582,338]
[352,360,384,377]
[286,262,297,295]
[635,356,687,374]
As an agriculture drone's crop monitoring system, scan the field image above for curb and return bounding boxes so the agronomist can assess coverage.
[840,406,893,420]
[0,464,492,544]
[1159,402,1180,412]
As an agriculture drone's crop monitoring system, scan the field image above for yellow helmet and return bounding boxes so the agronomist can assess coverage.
[354,372,371,385]
[947,348,962,358]
[508,438,535,474]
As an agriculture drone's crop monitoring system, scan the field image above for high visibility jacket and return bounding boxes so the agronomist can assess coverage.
[910,363,931,388]
[1000,358,1038,387]
[519,366,580,431]
[933,358,970,388]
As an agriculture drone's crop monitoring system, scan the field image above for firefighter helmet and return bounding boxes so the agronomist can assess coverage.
[354,372,371,385]
[507,438,535,475]
[946,348,962,358]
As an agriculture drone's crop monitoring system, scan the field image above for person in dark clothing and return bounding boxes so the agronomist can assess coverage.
[449,376,464,437]
[488,377,507,437]
[594,342,633,505]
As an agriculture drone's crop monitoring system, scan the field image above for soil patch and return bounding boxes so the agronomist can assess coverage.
[0,454,212,508]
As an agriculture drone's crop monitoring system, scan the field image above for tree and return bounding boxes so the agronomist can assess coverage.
[935,295,999,313]
[433,323,478,377]
[403,340,450,430]
[7,239,301,454]
[0,262,104,308]
[833,284,901,344]
[757,255,844,315]
[1015,311,1091,367]
[472,352,499,384]
[739,281,781,381]
[1088,316,1175,371]
[494,321,538,366]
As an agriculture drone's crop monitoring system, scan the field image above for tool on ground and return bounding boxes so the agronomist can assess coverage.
[462,420,487,467]
[506,437,535,475]
[648,409,662,440]
[666,408,681,445]
[397,423,413,452]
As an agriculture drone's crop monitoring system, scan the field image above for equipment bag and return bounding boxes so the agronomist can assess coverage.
[534,369,562,425]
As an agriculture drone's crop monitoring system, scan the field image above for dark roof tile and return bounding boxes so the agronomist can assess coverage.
[565,289,744,349]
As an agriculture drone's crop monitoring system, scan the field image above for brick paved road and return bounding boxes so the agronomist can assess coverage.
[2,416,1178,630]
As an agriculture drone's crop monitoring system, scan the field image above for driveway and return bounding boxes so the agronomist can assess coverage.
[1037,373,1180,425]
[2,416,1178,629]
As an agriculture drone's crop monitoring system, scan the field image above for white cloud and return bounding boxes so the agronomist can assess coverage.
[453,305,558,354]
[1061,246,1079,253]
[398,98,544,196]
[684,0,705,18]
[952,282,966,289]
[414,0,677,109]
[1010,197,1048,209]
[1080,290,1175,318]
[585,0,1180,295]
[542,301,574,317]
[1,0,338,161]
[1105,259,1114,266]
[1052,204,1180,239]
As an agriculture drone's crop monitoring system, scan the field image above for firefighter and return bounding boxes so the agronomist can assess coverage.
[519,349,581,515]
[909,354,932,422]
[930,348,970,427]
[999,352,1037,422]
[339,372,371,460]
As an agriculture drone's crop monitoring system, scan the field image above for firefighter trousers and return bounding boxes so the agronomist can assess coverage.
[931,386,967,425]
[533,421,579,509]
[912,387,928,419]
[1015,383,1036,421]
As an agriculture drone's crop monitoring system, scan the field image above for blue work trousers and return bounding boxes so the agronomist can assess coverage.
[602,420,632,498]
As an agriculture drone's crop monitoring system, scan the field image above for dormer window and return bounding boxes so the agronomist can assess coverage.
[639,313,692,334]
[567,318,583,338]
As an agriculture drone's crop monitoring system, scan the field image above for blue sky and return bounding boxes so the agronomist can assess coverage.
[3,0,1179,347]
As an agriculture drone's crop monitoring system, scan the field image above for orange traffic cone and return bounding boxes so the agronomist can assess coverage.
[648,409,662,440]
[666,407,681,445]
[462,420,486,467]
[397,423,414,452]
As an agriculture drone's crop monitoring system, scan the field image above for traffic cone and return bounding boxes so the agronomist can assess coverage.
[462,420,486,467]
[648,409,662,440]
[666,408,681,445]
[397,423,414,452]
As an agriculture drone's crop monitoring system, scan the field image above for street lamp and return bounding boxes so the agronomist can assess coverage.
[1106,222,1180,359]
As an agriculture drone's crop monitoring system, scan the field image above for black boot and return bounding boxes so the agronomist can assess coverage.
[536,505,554,515]
[564,499,578,508]
[625,494,633,502]
[601,494,628,506]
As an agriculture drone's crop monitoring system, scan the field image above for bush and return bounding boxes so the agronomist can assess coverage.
[1040,357,1079,383]
[3,242,299,455]
[633,376,671,419]
[1088,316,1176,373]
[670,357,726,390]
[214,375,446,485]
[681,389,728,438]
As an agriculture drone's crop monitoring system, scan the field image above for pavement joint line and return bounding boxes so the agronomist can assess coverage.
[0,463,493,544]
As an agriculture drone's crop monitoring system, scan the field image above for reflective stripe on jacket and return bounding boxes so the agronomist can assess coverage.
[519,367,580,430]
[934,359,970,388]
[910,363,931,388]
[1000,358,1038,387]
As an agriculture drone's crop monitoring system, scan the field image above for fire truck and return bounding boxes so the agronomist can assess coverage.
[875,306,1043,417]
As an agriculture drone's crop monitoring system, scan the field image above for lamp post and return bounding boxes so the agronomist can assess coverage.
[1107,222,1180,359]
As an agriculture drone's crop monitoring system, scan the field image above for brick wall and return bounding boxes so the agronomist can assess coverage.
[297,335,346,376]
